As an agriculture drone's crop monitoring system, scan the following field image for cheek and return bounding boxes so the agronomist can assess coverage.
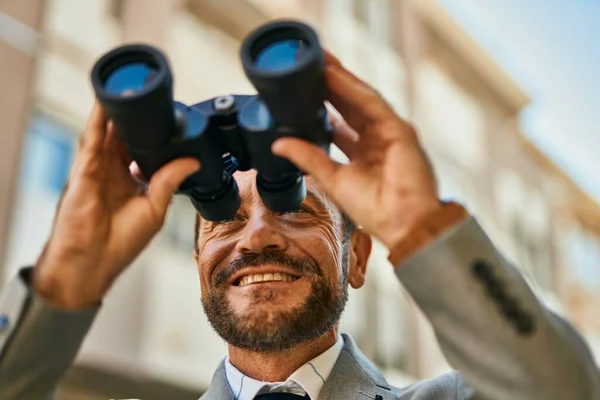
[196,231,238,293]
[289,222,343,281]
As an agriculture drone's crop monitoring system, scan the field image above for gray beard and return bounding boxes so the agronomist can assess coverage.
[202,275,348,352]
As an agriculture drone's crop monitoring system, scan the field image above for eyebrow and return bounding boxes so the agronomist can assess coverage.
[198,186,330,220]
[305,186,330,212]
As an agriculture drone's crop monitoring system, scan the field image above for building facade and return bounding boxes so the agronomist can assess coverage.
[1,0,599,398]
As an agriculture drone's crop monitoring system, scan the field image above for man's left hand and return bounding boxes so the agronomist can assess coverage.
[272,51,441,249]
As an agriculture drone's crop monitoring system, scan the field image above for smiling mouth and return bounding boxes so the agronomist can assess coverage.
[236,273,300,287]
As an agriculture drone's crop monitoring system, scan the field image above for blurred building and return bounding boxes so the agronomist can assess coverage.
[1,0,599,398]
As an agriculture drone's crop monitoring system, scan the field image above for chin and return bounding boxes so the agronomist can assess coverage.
[238,300,303,322]
[235,307,299,336]
[228,280,313,311]
[202,275,346,352]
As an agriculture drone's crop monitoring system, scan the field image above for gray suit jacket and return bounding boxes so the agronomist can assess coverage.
[0,218,599,399]
[200,333,473,400]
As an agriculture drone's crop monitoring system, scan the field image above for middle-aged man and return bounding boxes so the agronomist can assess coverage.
[0,51,599,400]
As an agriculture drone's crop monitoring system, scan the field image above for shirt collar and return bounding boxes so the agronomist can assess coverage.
[225,335,344,400]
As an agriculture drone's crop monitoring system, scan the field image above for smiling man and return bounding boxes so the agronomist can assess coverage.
[197,175,354,357]
[0,51,599,400]
[195,172,365,400]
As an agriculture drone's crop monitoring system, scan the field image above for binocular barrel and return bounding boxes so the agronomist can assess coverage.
[90,20,330,221]
[91,45,176,150]
[241,20,326,132]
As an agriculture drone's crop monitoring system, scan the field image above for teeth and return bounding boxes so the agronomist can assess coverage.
[238,273,298,286]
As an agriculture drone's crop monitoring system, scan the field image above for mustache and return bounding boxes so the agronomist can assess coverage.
[213,251,321,286]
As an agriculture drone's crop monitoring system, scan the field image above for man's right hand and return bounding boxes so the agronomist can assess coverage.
[33,104,200,310]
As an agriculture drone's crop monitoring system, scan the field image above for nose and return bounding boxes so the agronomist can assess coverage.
[235,213,288,254]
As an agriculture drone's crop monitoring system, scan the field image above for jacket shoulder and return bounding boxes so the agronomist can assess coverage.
[394,371,474,399]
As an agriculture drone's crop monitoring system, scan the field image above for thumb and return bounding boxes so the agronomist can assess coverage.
[147,157,201,215]
[272,138,340,191]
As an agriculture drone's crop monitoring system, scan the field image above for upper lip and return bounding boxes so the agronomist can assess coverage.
[228,267,303,286]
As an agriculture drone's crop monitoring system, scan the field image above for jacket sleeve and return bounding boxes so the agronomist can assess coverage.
[395,217,600,400]
[0,267,98,400]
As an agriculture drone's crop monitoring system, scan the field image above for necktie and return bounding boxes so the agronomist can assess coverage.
[254,393,309,399]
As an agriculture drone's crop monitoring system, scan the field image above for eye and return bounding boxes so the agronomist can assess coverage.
[215,213,246,225]
[277,205,313,216]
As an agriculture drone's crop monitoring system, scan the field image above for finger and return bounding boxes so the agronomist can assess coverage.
[105,122,133,167]
[129,161,148,185]
[146,158,201,218]
[111,159,198,260]
[79,102,108,153]
[272,138,341,191]
[324,49,343,68]
[332,118,361,160]
[326,104,361,159]
[325,62,395,135]
[328,109,359,140]
[325,102,352,134]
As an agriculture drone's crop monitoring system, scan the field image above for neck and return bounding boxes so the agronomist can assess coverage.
[227,328,339,382]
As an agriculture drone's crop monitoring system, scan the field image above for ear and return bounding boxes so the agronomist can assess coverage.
[347,229,372,289]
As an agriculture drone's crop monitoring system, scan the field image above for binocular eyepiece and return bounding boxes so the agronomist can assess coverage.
[91,20,331,221]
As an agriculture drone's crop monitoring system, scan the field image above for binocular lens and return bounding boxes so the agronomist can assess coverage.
[92,44,175,150]
[104,62,158,96]
[254,39,310,72]
[242,21,325,130]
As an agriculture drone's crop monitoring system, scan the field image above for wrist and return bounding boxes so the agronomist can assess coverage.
[378,199,443,249]
[33,269,104,310]
[387,201,469,265]
[34,246,106,310]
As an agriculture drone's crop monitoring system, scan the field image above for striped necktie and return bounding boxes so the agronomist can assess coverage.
[254,393,309,399]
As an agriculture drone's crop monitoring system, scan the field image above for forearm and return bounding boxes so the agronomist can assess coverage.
[394,217,600,400]
[0,267,98,400]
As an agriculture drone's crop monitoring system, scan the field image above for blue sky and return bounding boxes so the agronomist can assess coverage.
[436,0,600,201]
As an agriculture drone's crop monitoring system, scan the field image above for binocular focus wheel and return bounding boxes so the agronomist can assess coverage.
[189,179,242,222]
[256,175,306,213]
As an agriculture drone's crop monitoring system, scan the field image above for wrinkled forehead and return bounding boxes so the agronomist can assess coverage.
[233,169,336,214]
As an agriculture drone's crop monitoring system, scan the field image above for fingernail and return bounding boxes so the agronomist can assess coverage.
[271,139,289,155]
[324,50,343,66]
[330,114,345,129]
[271,140,282,154]
[185,158,201,172]
[129,161,139,174]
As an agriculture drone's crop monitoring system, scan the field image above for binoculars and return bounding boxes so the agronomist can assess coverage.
[90,20,332,221]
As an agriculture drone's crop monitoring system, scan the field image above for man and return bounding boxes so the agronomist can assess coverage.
[0,50,598,400]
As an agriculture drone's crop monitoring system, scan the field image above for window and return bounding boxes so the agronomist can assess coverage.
[523,190,553,290]
[162,195,197,252]
[374,291,410,370]
[366,243,411,372]
[494,171,555,290]
[352,0,392,44]
[435,157,480,215]
[416,62,486,170]
[566,226,600,291]
[108,0,125,21]
[20,114,76,195]
[352,0,371,26]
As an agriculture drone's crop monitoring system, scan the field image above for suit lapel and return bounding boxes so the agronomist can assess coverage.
[200,361,235,400]
[318,334,398,400]
[201,335,397,400]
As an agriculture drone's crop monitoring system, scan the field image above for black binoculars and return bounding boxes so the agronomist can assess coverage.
[90,20,332,221]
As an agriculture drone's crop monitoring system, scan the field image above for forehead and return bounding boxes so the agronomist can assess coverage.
[233,169,332,211]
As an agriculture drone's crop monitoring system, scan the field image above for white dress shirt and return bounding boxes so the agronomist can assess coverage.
[225,335,344,400]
